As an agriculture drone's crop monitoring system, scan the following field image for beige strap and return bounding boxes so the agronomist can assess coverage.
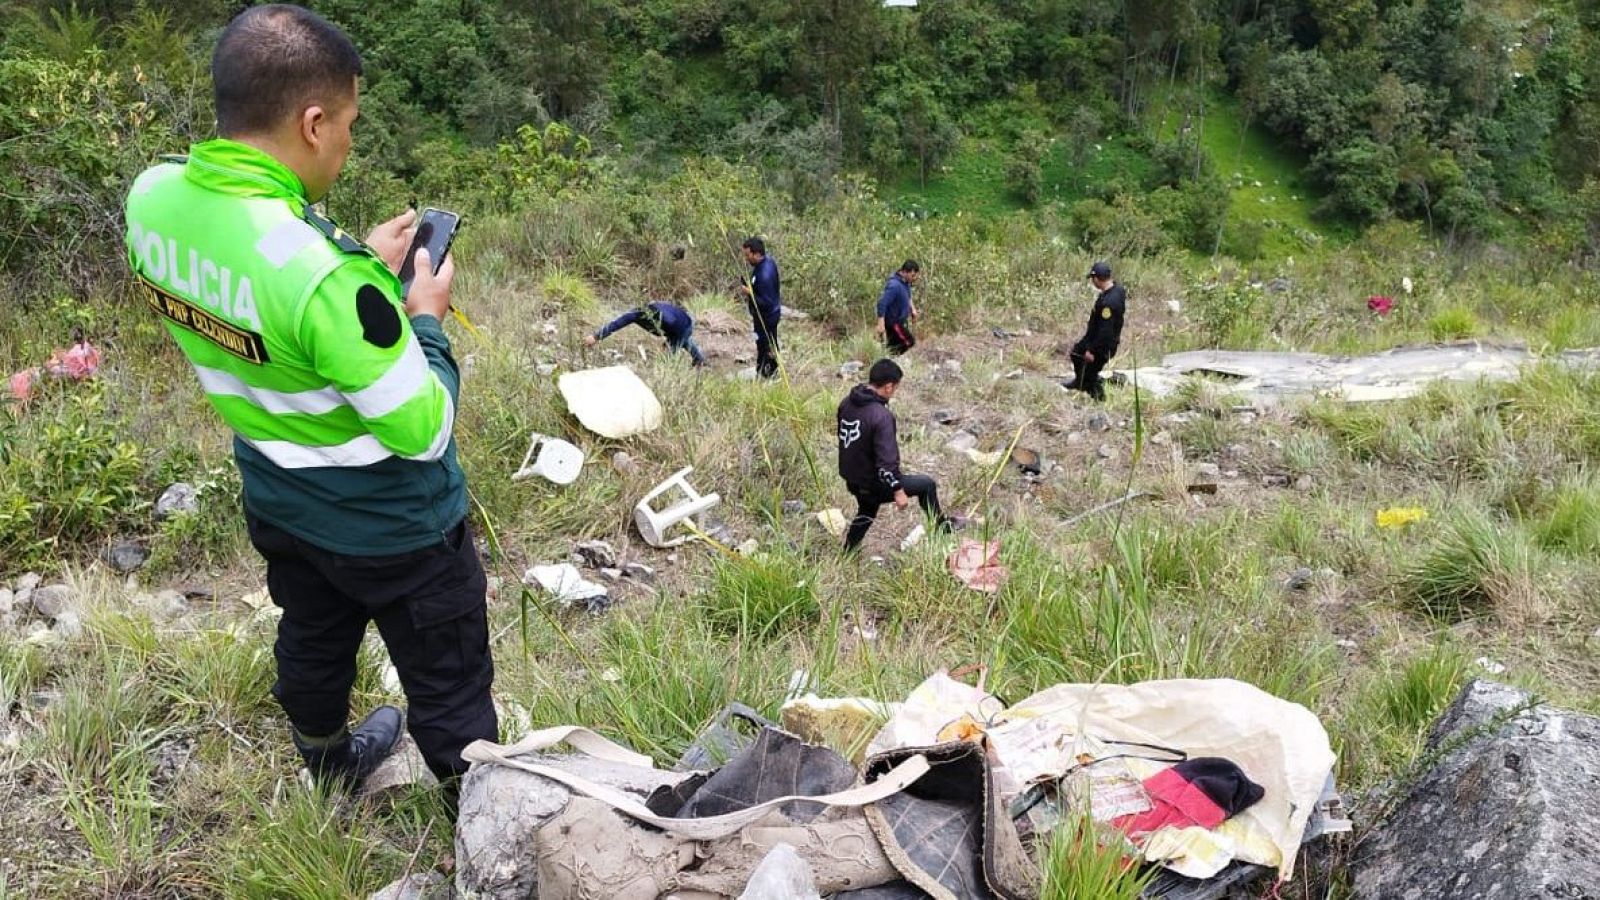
[463,731,932,842]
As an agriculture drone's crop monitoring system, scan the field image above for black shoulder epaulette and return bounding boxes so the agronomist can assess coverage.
[159,154,189,165]
[301,205,371,256]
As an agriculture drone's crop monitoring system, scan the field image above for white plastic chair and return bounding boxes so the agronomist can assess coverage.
[634,466,722,548]
[512,432,585,485]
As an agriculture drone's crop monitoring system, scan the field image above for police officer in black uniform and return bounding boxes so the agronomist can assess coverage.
[1064,261,1126,401]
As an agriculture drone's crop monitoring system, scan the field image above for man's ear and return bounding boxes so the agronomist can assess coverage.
[299,104,327,150]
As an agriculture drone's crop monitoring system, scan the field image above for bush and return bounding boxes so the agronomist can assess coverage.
[702,551,820,641]
[1398,512,1543,622]
[1428,305,1482,341]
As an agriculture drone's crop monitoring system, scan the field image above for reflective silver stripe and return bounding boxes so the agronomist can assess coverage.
[344,339,428,419]
[194,365,344,416]
[406,391,456,461]
[254,218,322,269]
[242,434,392,469]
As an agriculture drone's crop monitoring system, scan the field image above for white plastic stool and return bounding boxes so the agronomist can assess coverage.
[634,466,722,548]
[512,432,585,485]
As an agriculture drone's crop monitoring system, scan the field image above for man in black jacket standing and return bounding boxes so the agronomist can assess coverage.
[837,359,954,552]
[1064,261,1126,401]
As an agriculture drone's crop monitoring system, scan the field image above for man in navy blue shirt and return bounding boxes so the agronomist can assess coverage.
[875,260,921,355]
[740,236,782,378]
[585,301,705,366]
[1063,261,1127,401]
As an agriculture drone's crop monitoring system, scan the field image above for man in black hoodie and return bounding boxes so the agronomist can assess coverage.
[837,359,953,552]
[1063,261,1126,401]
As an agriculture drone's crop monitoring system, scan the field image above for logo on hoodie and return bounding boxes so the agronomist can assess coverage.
[838,418,861,448]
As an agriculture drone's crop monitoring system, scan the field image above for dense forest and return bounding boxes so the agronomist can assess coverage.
[7,0,1600,288]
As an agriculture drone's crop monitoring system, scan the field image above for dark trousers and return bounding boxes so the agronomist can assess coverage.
[752,307,781,378]
[1069,343,1110,401]
[885,321,916,355]
[844,474,943,552]
[247,515,498,781]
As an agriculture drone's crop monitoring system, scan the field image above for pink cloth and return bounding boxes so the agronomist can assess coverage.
[947,538,1008,593]
[1367,296,1394,315]
[45,341,101,380]
[1111,766,1228,837]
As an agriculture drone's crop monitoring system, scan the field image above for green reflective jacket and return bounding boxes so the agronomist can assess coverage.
[124,139,466,555]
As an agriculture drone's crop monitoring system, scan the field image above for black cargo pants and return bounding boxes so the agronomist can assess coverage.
[247,515,498,782]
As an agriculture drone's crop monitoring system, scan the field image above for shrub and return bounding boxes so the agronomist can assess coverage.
[702,551,820,641]
[1397,512,1543,622]
[1428,305,1481,341]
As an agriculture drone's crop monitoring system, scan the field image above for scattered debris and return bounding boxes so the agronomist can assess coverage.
[611,451,637,476]
[558,366,663,438]
[1401,276,1414,294]
[991,327,1014,339]
[931,409,960,425]
[524,564,611,613]
[838,360,864,379]
[963,447,1004,466]
[815,509,847,538]
[1376,506,1428,529]
[948,538,1008,592]
[104,540,149,574]
[7,337,102,403]
[513,432,585,485]
[367,872,447,900]
[780,695,894,762]
[621,562,655,582]
[1195,462,1222,479]
[1096,444,1116,461]
[1063,490,1151,527]
[51,609,83,639]
[899,524,925,551]
[1473,656,1508,675]
[1166,299,1183,313]
[1367,295,1394,316]
[573,540,618,569]
[1188,482,1220,495]
[781,499,808,516]
[1261,473,1292,488]
[1086,412,1112,432]
[735,539,759,556]
[780,305,811,321]
[634,467,722,548]
[1294,474,1314,492]
[361,734,440,798]
[535,362,558,376]
[154,482,200,520]
[1012,447,1042,476]
[676,703,776,771]
[940,359,962,375]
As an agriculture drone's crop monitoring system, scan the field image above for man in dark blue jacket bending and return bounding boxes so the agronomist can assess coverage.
[837,359,956,552]
[876,260,920,355]
[1063,261,1126,401]
[585,301,705,365]
[740,236,782,378]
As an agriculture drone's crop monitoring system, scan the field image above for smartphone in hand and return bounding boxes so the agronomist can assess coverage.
[398,207,461,298]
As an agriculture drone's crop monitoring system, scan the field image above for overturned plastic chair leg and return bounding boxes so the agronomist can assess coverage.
[513,432,585,485]
[634,466,722,548]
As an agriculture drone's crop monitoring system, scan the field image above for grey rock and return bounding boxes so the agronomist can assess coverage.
[838,361,864,379]
[781,499,807,516]
[597,568,623,583]
[155,482,199,519]
[931,409,960,425]
[573,540,617,569]
[1096,444,1117,461]
[1223,469,1240,479]
[1294,475,1315,492]
[32,584,73,619]
[105,540,149,574]
[940,359,962,374]
[370,872,448,900]
[1260,473,1292,488]
[1351,680,1600,899]
[1086,412,1112,432]
[1066,431,1084,445]
[1195,462,1222,479]
[1265,277,1293,294]
[147,589,188,620]
[535,363,558,377]
[0,588,12,615]
[1225,443,1249,458]
[1335,639,1358,651]
[622,562,655,582]
[28,689,61,710]
[611,451,637,476]
[361,734,439,798]
[1284,567,1313,592]
[51,609,83,639]
[23,620,50,641]
[455,752,692,900]
[944,431,978,453]
[15,572,41,593]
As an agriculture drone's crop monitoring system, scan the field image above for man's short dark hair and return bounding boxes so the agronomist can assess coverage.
[742,237,766,256]
[899,260,920,273]
[213,5,364,137]
[868,359,903,386]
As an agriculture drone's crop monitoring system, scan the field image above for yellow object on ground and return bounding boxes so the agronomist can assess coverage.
[1376,506,1428,529]
[780,695,895,763]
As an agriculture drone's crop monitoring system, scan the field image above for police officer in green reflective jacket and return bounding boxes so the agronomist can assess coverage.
[123,4,496,800]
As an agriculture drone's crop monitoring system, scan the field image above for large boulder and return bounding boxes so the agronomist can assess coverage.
[1352,680,1600,899]
[454,753,692,900]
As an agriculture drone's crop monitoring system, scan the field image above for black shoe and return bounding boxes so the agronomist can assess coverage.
[294,705,404,789]
[1060,378,1079,390]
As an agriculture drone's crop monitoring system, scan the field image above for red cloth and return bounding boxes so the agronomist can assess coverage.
[1112,765,1228,836]
[1367,296,1394,315]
